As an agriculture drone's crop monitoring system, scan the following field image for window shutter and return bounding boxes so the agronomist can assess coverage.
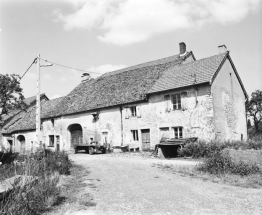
[164,95,171,112]
[137,105,141,118]
[181,92,188,110]
[125,108,129,119]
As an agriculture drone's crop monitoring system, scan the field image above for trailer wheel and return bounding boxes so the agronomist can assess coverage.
[89,147,95,155]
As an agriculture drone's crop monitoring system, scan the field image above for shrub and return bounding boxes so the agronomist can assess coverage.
[0,150,19,164]
[197,152,261,176]
[179,140,262,158]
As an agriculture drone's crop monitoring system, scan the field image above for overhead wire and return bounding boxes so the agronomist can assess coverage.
[20,58,38,80]
[39,57,101,74]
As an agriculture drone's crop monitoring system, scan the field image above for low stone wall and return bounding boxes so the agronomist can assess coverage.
[222,149,262,168]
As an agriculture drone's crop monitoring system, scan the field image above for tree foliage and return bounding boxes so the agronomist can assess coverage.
[246,89,262,132]
[0,74,24,125]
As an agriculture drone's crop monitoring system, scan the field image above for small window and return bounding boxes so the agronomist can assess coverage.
[130,106,137,117]
[131,130,139,141]
[172,94,181,110]
[51,119,54,127]
[173,127,183,139]
[49,135,54,147]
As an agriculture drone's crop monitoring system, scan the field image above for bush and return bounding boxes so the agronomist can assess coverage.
[197,152,261,176]
[179,140,262,158]
[0,150,19,164]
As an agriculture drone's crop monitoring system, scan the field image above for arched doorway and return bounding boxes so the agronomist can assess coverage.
[68,124,83,148]
[17,135,26,154]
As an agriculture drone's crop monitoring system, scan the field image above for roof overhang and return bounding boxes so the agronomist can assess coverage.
[209,52,248,100]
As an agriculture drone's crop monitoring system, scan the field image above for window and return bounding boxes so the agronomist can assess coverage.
[130,106,137,117]
[173,127,183,139]
[126,106,141,118]
[172,94,181,110]
[49,135,54,147]
[131,130,139,141]
[51,119,54,127]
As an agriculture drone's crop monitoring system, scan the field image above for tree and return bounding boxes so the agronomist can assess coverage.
[246,90,262,132]
[0,74,24,125]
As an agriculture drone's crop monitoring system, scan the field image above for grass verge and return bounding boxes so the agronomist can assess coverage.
[0,149,72,215]
[45,163,96,215]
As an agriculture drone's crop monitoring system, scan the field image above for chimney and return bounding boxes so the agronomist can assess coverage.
[218,45,227,54]
[179,42,186,56]
[81,72,90,82]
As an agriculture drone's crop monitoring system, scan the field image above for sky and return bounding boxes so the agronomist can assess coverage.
[0,0,261,100]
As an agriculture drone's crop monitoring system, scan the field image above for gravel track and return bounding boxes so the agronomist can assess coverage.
[68,153,262,215]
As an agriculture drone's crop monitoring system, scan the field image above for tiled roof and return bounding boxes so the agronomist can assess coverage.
[0,94,49,123]
[23,93,48,106]
[148,52,228,93]
[2,97,63,134]
[1,53,191,133]
[41,53,190,117]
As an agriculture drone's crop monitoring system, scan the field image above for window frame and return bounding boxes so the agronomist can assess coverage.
[130,106,137,117]
[173,127,183,139]
[131,130,139,141]
[49,135,55,147]
[171,93,181,110]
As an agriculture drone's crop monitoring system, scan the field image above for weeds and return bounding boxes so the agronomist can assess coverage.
[0,149,72,215]
[197,152,261,176]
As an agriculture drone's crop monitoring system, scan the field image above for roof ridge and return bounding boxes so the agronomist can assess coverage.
[183,52,227,66]
[148,52,228,94]
[101,53,183,78]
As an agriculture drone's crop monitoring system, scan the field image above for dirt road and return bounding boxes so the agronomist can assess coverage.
[67,153,262,215]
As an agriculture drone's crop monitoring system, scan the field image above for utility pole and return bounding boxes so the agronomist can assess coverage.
[36,54,41,146]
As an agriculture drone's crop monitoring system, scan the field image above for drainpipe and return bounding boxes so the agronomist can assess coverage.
[120,107,123,146]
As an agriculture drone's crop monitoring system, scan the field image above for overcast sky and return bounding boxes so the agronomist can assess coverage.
[0,0,261,99]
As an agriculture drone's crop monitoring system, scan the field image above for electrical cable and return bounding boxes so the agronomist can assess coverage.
[39,57,101,74]
[20,58,38,80]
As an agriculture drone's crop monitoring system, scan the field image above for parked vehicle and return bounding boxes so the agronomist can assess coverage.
[74,141,106,155]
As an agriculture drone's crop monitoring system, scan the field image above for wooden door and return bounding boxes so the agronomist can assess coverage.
[141,129,150,151]
[7,140,13,152]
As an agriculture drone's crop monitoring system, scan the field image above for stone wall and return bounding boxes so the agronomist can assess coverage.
[42,107,122,151]
[122,84,215,149]
[212,58,247,140]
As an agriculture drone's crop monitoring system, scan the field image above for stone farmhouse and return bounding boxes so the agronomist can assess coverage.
[1,43,248,153]
[0,94,49,152]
